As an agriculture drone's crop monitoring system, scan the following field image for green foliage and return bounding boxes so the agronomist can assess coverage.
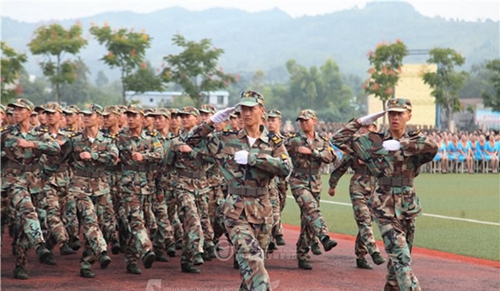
[89,23,152,104]
[423,48,467,130]
[59,58,92,105]
[481,59,500,111]
[27,23,88,104]
[364,40,408,121]
[17,70,53,105]
[161,34,236,108]
[124,61,164,93]
[0,41,27,103]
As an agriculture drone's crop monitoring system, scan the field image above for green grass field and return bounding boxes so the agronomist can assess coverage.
[281,173,500,261]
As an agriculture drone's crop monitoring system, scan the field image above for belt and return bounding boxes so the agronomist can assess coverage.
[105,165,120,171]
[177,170,205,179]
[293,168,320,175]
[149,164,159,171]
[354,167,369,175]
[122,164,149,172]
[228,186,268,197]
[6,161,40,172]
[74,169,103,178]
[377,177,414,187]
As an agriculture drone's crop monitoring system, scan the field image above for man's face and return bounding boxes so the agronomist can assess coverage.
[170,114,181,130]
[267,117,282,133]
[240,105,264,128]
[64,113,78,126]
[144,116,154,128]
[154,115,170,131]
[13,107,30,123]
[29,114,39,126]
[82,113,99,128]
[200,112,213,123]
[126,112,143,130]
[180,114,198,131]
[298,118,317,132]
[103,114,119,129]
[38,111,47,125]
[388,110,411,132]
[120,113,128,127]
[46,111,62,126]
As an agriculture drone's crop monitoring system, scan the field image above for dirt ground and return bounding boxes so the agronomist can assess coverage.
[1,224,499,291]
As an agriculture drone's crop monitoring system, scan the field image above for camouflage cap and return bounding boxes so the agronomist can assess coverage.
[267,109,282,119]
[124,104,144,115]
[261,111,268,121]
[296,109,317,121]
[229,109,240,118]
[0,104,5,114]
[179,106,200,117]
[169,108,181,116]
[148,108,171,118]
[30,111,38,116]
[102,105,122,116]
[386,98,412,112]
[8,98,34,111]
[117,105,127,112]
[43,102,63,113]
[6,107,14,115]
[237,90,264,107]
[81,103,104,115]
[144,108,155,116]
[199,104,216,114]
[34,104,45,113]
[63,105,80,114]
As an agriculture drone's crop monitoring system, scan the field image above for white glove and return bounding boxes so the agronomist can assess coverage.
[382,140,401,151]
[358,111,385,126]
[210,106,236,124]
[234,150,249,165]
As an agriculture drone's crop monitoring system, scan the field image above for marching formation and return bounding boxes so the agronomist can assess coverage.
[1,92,436,291]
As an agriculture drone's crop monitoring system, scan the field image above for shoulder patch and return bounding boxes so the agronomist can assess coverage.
[153,141,161,147]
[149,131,158,137]
[67,132,81,138]
[222,129,238,135]
[268,132,283,147]
[319,133,329,141]
[286,132,297,138]
[408,129,421,137]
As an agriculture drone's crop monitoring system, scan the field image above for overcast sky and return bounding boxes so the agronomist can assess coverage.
[1,0,499,23]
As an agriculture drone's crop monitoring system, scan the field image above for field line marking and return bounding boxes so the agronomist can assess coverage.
[287,196,500,226]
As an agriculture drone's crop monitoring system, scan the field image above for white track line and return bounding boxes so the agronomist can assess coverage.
[287,196,500,226]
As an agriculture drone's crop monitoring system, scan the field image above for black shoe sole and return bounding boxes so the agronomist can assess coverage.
[143,252,156,269]
[100,257,111,269]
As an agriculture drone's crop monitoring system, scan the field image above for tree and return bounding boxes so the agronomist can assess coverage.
[27,23,88,104]
[124,61,164,94]
[95,70,109,88]
[59,58,92,105]
[364,40,408,124]
[481,59,500,111]
[90,23,151,105]
[161,34,236,108]
[1,41,28,104]
[423,48,467,130]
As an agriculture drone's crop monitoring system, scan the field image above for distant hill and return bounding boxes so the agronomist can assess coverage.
[1,2,498,83]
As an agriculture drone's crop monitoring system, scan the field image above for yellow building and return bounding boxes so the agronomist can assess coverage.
[368,63,437,128]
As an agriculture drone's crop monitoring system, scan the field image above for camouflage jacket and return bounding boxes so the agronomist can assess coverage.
[286,130,336,193]
[157,132,176,191]
[1,124,60,193]
[331,120,437,219]
[182,123,292,224]
[167,130,211,192]
[66,129,119,196]
[43,129,73,188]
[115,128,163,195]
[328,153,377,190]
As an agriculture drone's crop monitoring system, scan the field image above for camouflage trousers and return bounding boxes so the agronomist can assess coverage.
[165,189,183,245]
[195,188,214,249]
[1,189,12,242]
[117,192,154,265]
[72,193,108,269]
[92,193,118,245]
[349,175,380,258]
[269,184,284,242]
[60,190,79,243]
[225,211,272,291]
[173,188,204,265]
[375,214,420,291]
[32,187,70,248]
[208,185,226,243]
[292,187,329,260]
[152,189,174,252]
[9,186,46,267]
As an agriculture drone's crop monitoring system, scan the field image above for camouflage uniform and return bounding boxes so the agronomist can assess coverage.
[183,91,292,290]
[329,154,382,263]
[1,99,58,276]
[286,110,337,264]
[168,107,207,270]
[331,98,438,291]
[115,104,162,271]
[66,104,118,275]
